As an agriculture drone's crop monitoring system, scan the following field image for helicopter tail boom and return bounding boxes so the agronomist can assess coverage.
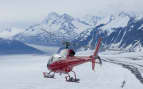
[92,38,102,71]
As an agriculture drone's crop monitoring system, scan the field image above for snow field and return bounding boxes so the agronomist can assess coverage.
[0,52,143,89]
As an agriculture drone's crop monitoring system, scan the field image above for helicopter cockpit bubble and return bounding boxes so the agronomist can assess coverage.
[47,49,75,66]
[60,49,69,58]
[47,49,68,66]
[47,54,62,66]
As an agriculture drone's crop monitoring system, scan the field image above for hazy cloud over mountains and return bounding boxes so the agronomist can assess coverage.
[0,0,143,28]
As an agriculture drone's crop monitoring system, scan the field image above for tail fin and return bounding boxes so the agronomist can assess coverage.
[92,38,102,71]
[93,38,102,56]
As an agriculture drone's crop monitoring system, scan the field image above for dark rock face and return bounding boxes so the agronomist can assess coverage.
[71,17,143,52]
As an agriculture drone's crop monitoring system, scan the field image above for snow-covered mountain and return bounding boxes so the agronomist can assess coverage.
[0,27,25,39]
[13,12,91,46]
[72,12,143,52]
[0,38,44,54]
[2,12,142,52]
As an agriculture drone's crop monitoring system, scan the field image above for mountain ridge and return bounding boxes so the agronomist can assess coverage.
[0,38,44,54]
[0,12,143,52]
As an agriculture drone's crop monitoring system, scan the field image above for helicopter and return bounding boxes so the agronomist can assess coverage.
[43,38,102,82]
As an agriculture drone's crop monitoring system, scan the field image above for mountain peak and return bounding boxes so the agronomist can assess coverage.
[43,12,60,23]
[61,13,74,21]
[42,12,74,24]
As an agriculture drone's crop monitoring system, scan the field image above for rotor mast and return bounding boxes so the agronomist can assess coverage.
[63,42,70,49]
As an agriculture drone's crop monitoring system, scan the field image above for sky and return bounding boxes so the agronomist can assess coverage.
[0,0,143,29]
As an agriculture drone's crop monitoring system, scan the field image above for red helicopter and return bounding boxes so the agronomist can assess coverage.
[43,38,102,82]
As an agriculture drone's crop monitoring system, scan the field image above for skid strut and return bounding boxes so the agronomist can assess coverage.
[65,71,80,82]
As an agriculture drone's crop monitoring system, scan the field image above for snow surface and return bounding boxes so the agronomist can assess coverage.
[139,24,143,30]
[101,14,130,35]
[0,50,143,89]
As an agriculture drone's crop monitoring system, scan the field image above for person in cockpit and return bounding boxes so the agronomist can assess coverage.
[68,49,75,57]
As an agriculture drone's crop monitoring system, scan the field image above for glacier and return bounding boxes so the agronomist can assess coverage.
[0,50,143,89]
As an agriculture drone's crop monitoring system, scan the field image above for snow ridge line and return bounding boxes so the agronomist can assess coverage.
[102,58,143,84]
[122,65,143,84]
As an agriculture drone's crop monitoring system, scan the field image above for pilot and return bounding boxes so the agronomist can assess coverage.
[68,49,75,57]
[60,49,75,57]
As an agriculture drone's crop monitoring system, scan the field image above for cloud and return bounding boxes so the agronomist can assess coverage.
[0,0,143,28]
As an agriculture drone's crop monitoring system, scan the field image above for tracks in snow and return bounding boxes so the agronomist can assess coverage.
[102,58,143,84]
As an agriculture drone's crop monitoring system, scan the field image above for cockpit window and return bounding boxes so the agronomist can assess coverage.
[47,54,62,65]
[60,49,75,57]
[47,49,75,65]
[60,49,68,58]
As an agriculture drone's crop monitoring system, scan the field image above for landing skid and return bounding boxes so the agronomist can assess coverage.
[43,71,80,83]
[66,77,80,83]
[43,72,55,78]
[65,71,80,83]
